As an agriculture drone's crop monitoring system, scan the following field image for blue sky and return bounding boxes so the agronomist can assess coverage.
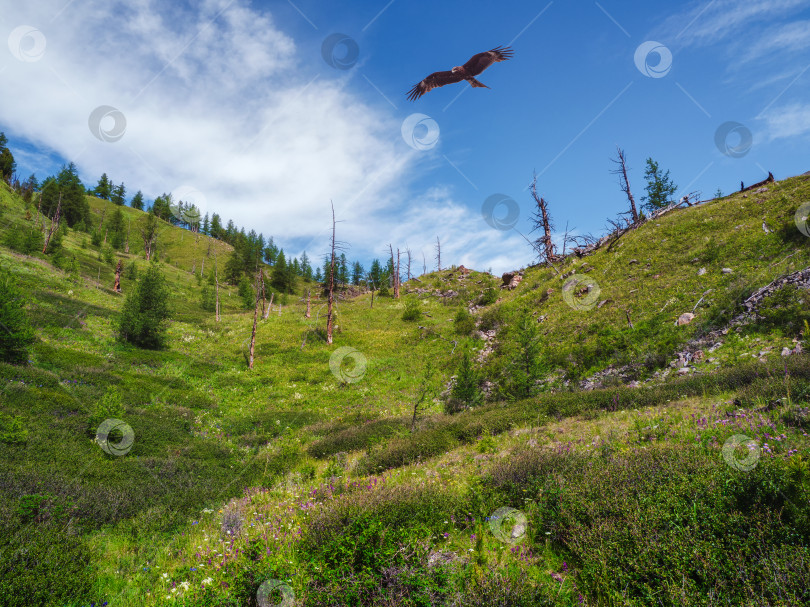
[1,0,809,274]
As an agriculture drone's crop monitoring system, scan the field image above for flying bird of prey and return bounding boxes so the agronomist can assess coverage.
[406,46,514,101]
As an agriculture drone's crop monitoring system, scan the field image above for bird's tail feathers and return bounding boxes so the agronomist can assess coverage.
[468,78,489,89]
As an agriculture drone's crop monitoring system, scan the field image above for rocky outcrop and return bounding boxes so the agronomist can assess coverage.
[501,271,523,290]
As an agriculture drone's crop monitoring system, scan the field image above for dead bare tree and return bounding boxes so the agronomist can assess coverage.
[260,270,267,317]
[529,172,557,264]
[214,251,221,322]
[124,219,131,253]
[113,260,122,292]
[388,245,401,298]
[611,147,639,225]
[410,367,435,433]
[435,236,442,271]
[248,270,261,369]
[326,202,337,345]
[98,208,106,231]
[406,248,412,281]
[422,252,427,276]
[264,293,274,319]
[43,192,62,253]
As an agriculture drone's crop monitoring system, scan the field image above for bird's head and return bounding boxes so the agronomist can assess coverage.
[451,66,465,74]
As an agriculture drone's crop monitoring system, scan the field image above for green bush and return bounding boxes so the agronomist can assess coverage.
[0,412,28,444]
[0,268,36,364]
[88,385,125,435]
[454,308,476,336]
[401,298,421,321]
[478,306,504,332]
[117,263,172,349]
[751,284,810,336]
[3,228,43,255]
[477,287,499,306]
[200,283,216,312]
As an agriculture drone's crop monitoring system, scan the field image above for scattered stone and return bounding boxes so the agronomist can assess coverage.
[698,267,707,276]
[501,272,523,290]
[721,268,733,274]
[677,367,691,375]
[781,347,792,357]
[793,343,803,355]
[693,350,704,360]
[628,259,638,265]
[756,187,768,193]
[596,299,612,309]
[676,312,695,326]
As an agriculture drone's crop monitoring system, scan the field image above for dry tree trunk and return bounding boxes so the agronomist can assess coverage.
[43,192,62,253]
[529,172,556,264]
[99,209,106,231]
[248,270,261,369]
[34,191,42,230]
[306,289,311,318]
[260,270,266,318]
[406,248,412,281]
[326,201,336,345]
[395,248,401,298]
[214,252,221,322]
[113,260,122,292]
[611,147,639,224]
[435,237,441,272]
[422,252,426,276]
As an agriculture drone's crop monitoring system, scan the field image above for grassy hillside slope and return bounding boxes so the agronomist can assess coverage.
[0,174,809,606]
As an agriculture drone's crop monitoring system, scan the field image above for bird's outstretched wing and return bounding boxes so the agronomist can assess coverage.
[407,70,464,101]
[462,46,514,77]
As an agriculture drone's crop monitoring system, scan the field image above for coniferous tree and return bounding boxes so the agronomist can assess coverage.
[314,267,323,282]
[130,190,144,210]
[264,237,278,265]
[0,268,37,364]
[300,251,312,280]
[110,182,121,206]
[368,259,383,290]
[641,158,677,212]
[117,263,171,349]
[271,250,291,293]
[150,194,172,221]
[351,261,365,286]
[93,173,112,200]
[209,213,222,239]
[55,163,90,228]
[108,208,126,250]
[338,253,348,286]
[201,212,210,235]
[0,132,16,183]
[446,348,482,414]
[504,309,544,399]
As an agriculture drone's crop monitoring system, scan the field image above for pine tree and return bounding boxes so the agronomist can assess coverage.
[94,174,112,200]
[272,250,289,292]
[130,190,144,210]
[117,263,171,349]
[300,251,312,280]
[55,163,90,228]
[505,309,544,399]
[368,259,383,290]
[0,132,16,183]
[201,213,210,235]
[641,158,677,212]
[351,261,364,286]
[446,349,482,414]
[338,253,348,286]
[108,208,126,250]
[209,213,222,239]
[0,268,37,364]
[314,267,323,282]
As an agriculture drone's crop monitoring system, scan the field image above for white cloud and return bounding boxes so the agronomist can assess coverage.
[659,0,809,46]
[761,102,810,140]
